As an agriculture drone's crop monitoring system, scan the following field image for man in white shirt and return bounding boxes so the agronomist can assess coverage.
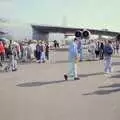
[88,40,96,60]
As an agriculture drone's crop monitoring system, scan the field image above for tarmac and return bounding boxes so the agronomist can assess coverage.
[0,51,120,120]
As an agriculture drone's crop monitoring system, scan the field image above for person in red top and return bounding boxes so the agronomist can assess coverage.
[0,41,5,61]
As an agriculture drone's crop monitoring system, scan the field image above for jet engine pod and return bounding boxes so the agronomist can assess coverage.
[82,30,90,39]
[116,34,120,41]
[75,30,82,37]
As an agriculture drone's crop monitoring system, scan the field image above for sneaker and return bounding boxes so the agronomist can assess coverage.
[104,72,111,78]
[74,77,80,80]
[104,72,109,74]
[12,68,17,72]
[64,74,68,80]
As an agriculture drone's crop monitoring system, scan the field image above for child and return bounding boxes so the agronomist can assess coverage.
[104,40,113,74]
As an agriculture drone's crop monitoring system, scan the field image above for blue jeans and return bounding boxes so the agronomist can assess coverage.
[104,56,112,73]
[68,57,77,79]
[78,49,83,61]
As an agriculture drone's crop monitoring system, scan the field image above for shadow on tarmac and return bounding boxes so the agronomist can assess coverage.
[17,71,104,87]
[83,83,120,96]
[16,79,80,87]
[99,83,120,89]
[112,62,120,66]
[116,70,120,73]
[78,72,104,77]
[110,74,120,78]
[17,70,120,95]
[82,88,120,96]
[17,72,105,87]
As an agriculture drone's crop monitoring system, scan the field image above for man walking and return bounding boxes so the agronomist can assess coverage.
[104,40,113,74]
[64,38,79,80]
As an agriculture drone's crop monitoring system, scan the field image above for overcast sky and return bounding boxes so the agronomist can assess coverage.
[0,0,120,31]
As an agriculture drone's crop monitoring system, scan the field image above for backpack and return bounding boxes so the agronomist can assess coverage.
[104,45,113,55]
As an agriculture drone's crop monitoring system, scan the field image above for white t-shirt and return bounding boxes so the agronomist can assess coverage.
[89,42,96,52]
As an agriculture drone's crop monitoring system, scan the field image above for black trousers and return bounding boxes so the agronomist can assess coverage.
[0,53,5,62]
[45,52,49,60]
[95,50,100,58]
[99,49,104,60]
[36,51,41,60]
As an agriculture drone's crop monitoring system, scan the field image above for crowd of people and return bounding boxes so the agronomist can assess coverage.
[0,39,50,72]
[0,38,120,75]
[80,39,120,61]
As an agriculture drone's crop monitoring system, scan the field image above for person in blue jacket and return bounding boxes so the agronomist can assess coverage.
[64,38,79,80]
[104,40,113,74]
